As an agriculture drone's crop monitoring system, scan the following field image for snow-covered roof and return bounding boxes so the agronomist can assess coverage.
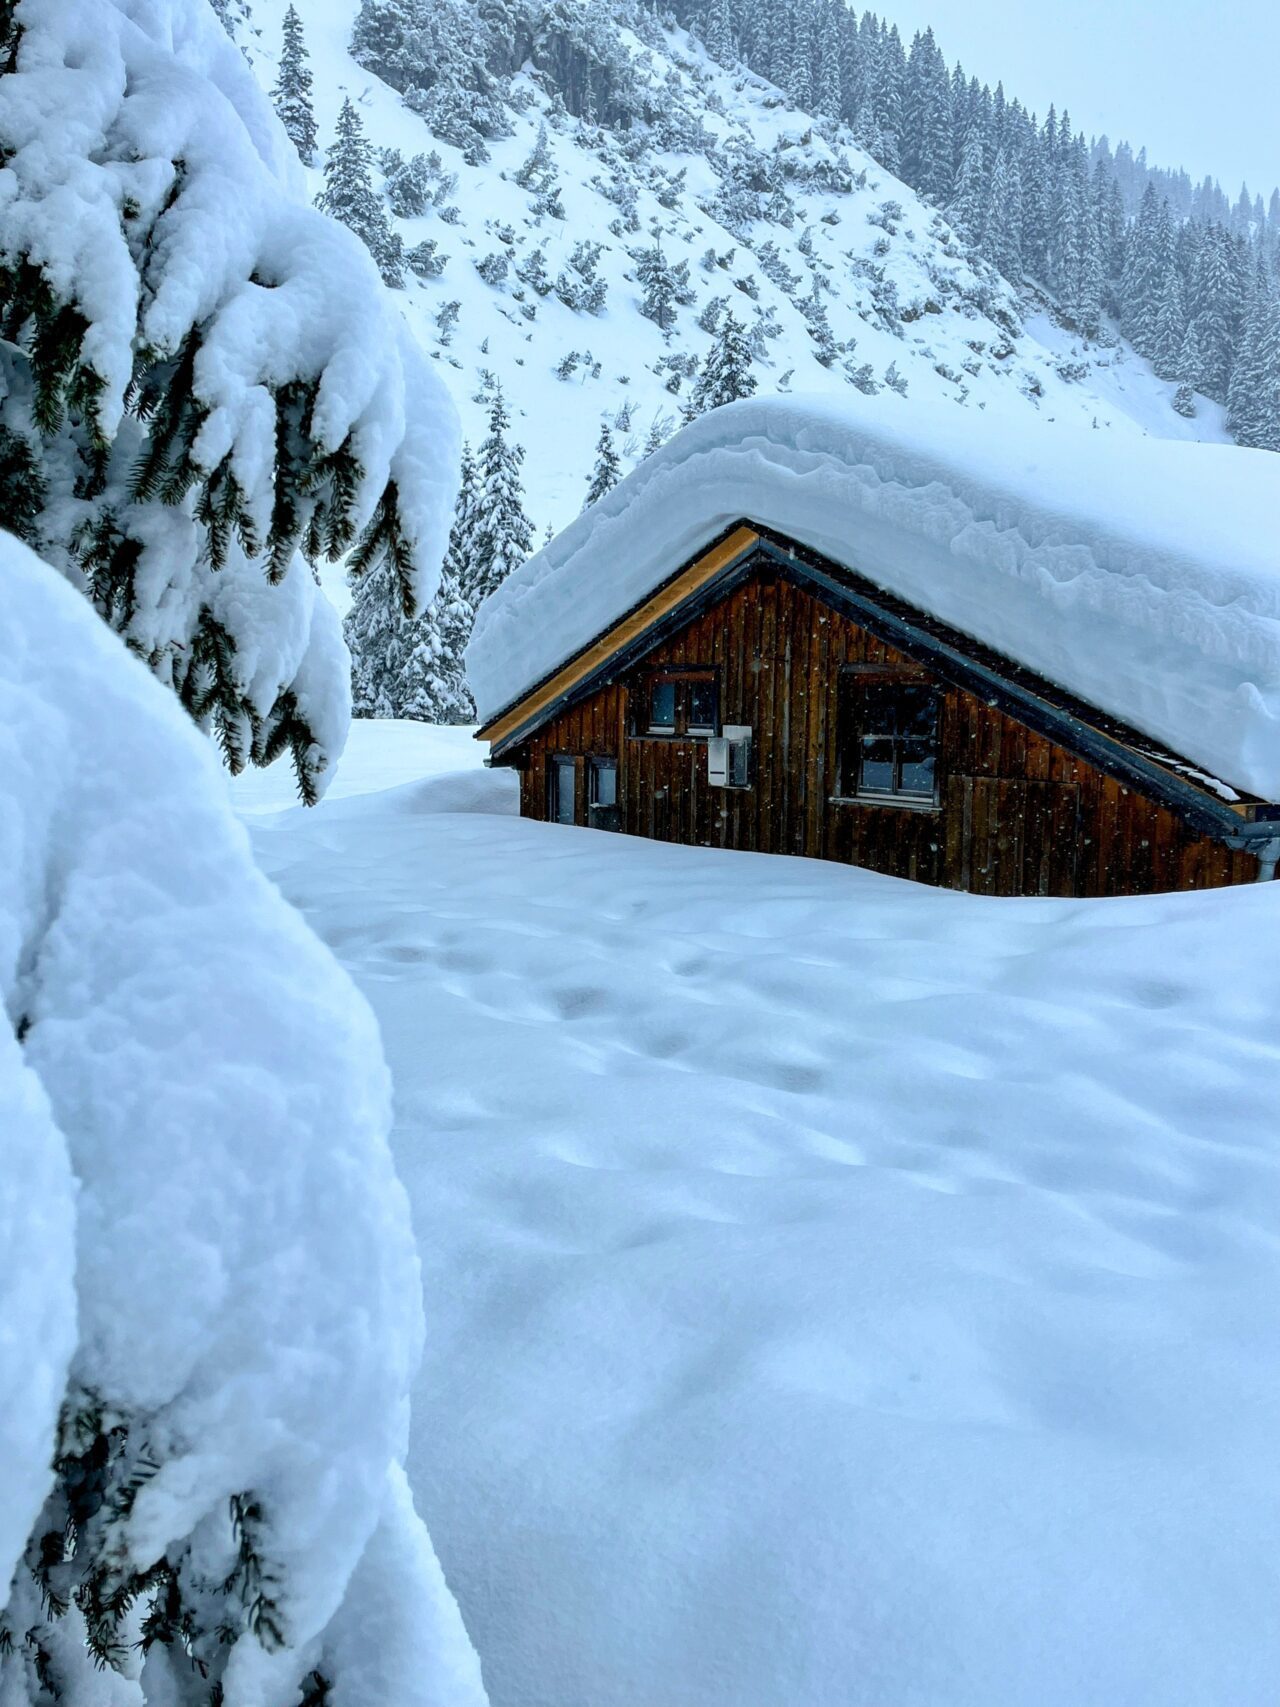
[467,395,1280,799]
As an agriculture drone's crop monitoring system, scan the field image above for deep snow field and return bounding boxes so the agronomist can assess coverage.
[237,724,1280,1707]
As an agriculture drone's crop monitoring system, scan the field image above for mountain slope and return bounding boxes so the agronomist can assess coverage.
[236,0,1229,545]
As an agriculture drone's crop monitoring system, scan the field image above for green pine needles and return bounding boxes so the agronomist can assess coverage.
[3,1395,298,1707]
[0,0,457,804]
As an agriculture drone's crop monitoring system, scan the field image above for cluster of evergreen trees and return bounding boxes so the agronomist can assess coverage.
[680,0,1279,443]
[341,300,761,723]
[345,390,534,721]
[326,0,1279,448]
[349,0,649,162]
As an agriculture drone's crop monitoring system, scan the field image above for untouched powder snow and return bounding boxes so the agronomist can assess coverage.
[469,392,1280,797]
[0,542,483,1705]
[249,721,1280,1707]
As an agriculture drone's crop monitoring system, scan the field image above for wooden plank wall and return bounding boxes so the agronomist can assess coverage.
[513,569,1259,896]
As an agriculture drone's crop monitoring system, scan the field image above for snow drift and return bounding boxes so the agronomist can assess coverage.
[0,533,483,1706]
[250,728,1280,1707]
[468,393,1280,797]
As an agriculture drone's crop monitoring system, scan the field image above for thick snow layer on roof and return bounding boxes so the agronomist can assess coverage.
[468,394,1280,796]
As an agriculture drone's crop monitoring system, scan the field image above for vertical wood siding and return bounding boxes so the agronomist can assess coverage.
[512,569,1258,896]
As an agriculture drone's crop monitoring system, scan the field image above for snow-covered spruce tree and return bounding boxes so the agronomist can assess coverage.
[1178,222,1245,403]
[466,390,533,608]
[345,554,409,718]
[641,416,668,458]
[417,437,482,719]
[1228,276,1280,451]
[635,235,679,337]
[584,418,621,507]
[271,4,319,165]
[346,440,479,720]
[0,530,486,1707]
[317,97,405,288]
[686,309,757,417]
[399,555,476,722]
[0,0,458,803]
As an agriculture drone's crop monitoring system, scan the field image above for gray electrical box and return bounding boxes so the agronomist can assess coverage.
[707,725,752,788]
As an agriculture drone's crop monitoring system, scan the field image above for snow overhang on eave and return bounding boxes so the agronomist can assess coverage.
[477,519,1280,847]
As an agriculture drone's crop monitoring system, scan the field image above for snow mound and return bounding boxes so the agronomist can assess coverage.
[469,392,1280,796]
[347,767,518,819]
[0,537,483,1704]
[252,738,1280,1707]
[0,1011,75,1606]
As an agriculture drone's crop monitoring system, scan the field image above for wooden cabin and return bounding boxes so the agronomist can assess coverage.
[475,521,1280,897]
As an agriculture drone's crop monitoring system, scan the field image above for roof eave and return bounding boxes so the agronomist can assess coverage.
[477,520,1275,845]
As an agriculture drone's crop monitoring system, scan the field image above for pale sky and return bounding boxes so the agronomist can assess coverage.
[880,0,1278,196]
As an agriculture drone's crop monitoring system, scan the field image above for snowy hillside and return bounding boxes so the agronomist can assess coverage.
[234,0,1230,544]
[244,721,1280,1707]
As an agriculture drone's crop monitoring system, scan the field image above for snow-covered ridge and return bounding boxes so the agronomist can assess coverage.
[469,392,1280,797]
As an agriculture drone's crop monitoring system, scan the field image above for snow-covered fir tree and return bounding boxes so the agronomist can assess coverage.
[0,0,457,804]
[585,418,622,506]
[399,559,476,722]
[318,97,405,287]
[1227,276,1280,450]
[635,233,693,336]
[686,309,758,415]
[467,390,534,607]
[346,444,480,721]
[345,554,409,718]
[406,440,482,721]
[0,5,481,1699]
[271,4,318,163]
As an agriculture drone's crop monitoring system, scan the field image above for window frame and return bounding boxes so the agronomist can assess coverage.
[635,668,721,740]
[833,666,942,810]
[547,752,579,824]
[587,755,618,809]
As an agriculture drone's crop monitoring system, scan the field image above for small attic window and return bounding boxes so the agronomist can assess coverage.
[837,671,940,805]
[640,670,719,738]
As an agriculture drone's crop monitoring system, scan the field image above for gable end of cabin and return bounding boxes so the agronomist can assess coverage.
[478,527,1277,897]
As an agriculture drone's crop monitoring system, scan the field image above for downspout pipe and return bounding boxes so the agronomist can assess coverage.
[1226,829,1280,882]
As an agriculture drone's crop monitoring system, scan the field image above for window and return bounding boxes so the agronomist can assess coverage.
[587,757,621,830]
[648,678,677,733]
[589,757,617,809]
[838,674,940,804]
[687,678,718,734]
[640,670,719,737]
[549,755,577,824]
